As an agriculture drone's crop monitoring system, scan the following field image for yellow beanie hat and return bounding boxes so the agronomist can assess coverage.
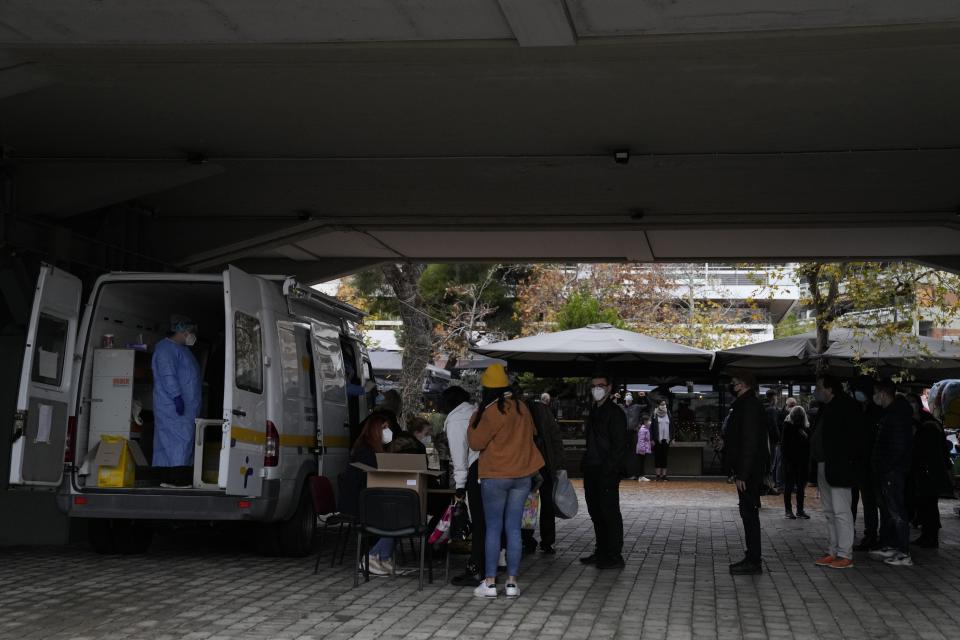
[480,364,509,388]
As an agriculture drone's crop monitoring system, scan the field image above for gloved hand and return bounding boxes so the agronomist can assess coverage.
[455,487,466,500]
[174,395,185,416]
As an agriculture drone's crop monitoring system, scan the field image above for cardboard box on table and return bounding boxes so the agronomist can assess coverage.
[351,453,441,523]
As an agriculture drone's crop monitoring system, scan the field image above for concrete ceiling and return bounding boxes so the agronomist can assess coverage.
[2,1,960,281]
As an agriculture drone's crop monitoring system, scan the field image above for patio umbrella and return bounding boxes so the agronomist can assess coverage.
[821,331,960,382]
[471,323,714,378]
[713,333,820,379]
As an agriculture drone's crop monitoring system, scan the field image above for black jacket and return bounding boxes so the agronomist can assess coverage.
[582,398,627,476]
[873,396,914,474]
[780,413,810,468]
[854,402,882,468]
[724,391,769,482]
[765,406,781,447]
[816,393,859,488]
[912,415,953,498]
[528,400,566,474]
[386,431,427,455]
[341,444,378,516]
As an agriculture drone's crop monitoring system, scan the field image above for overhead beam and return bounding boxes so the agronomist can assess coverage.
[497,0,576,47]
[0,57,53,100]
[231,257,385,284]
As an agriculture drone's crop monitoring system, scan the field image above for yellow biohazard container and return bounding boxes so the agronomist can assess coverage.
[96,435,136,488]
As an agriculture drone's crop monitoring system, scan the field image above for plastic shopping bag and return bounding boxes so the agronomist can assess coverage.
[428,503,454,545]
[552,469,579,519]
[521,492,540,529]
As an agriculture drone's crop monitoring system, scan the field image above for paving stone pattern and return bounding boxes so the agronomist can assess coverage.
[1,481,958,640]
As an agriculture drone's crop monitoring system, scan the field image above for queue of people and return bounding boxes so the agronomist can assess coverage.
[343,364,954,593]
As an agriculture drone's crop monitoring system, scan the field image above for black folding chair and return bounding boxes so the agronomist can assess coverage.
[354,488,429,590]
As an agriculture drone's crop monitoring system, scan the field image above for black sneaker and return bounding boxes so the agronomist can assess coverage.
[539,544,556,555]
[579,553,599,565]
[796,511,810,520]
[728,557,750,569]
[853,536,877,551]
[784,511,797,520]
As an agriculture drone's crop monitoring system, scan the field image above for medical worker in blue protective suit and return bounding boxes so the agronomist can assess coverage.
[152,316,202,485]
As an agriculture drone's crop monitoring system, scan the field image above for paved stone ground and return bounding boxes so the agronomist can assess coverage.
[2,481,959,640]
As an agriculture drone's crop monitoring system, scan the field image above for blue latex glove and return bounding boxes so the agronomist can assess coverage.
[174,395,185,416]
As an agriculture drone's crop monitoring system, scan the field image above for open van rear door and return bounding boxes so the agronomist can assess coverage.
[309,320,349,478]
[221,266,266,496]
[9,265,82,487]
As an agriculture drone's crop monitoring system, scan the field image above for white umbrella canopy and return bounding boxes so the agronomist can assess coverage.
[472,323,714,378]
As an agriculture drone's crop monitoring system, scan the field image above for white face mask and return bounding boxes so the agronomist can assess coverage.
[591,387,608,402]
[418,434,432,445]
[184,333,197,347]
[382,428,394,445]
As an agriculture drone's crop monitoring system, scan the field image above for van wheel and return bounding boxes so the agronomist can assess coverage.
[88,519,117,554]
[279,483,316,557]
[114,521,153,555]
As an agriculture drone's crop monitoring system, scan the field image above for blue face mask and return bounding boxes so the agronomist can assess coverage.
[854,391,867,403]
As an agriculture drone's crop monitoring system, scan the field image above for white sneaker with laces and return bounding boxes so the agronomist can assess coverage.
[884,553,914,567]
[474,582,497,598]
[505,583,520,598]
[363,556,390,577]
[868,547,897,560]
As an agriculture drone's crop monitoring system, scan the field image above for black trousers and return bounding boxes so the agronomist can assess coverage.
[916,495,941,538]
[583,465,623,560]
[851,465,880,540]
[466,461,485,573]
[539,470,556,547]
[782,459,808,513]
[624,431,640,477]
[653,440,670,468]
[737,477,762,564]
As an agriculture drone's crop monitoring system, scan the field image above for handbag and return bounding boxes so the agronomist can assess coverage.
[552,469,579,519]
[428,503,454,545]
[521,492,540,529]
[449,499,472,541]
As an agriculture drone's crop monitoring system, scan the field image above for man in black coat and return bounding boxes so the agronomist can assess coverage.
[526,395,567,554]
[580,373,627,570]
[724,373,770,575]
[850,376,882,551]
[869,379,915,567]
[809,375,859,569]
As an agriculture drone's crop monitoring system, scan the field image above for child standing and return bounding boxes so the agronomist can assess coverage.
[636,414,653,482]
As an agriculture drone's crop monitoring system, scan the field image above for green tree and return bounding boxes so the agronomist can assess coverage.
[554,291,623,330]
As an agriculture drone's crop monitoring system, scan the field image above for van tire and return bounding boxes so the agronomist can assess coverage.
[88,519,117,554]
[279,483,316,557]
[88,519,152,555]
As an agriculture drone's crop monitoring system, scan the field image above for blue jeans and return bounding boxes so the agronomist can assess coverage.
[369,537,394,561]
[879,469,910,553]
[481,476,532,579]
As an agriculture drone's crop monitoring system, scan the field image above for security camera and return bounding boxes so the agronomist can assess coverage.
[614,149,630,164]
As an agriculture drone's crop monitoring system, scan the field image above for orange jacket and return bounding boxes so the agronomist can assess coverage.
[468,395,545,479]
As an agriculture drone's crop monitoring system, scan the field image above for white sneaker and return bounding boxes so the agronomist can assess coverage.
[378,557,395,575]
[505,583,520,598]
[474,582,497,598]
[868,547,898,561]
[884,553,914,567]
[639,476,651,482]
[361,556,390,577]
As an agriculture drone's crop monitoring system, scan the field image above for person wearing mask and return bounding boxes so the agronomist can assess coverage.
[468,365,544,599]
[342,414,396,576]
[621,394,643,480]
[781,405,811,520]
[724,373,769,575]
[850,376,882,551]
[809,376,859,570]
[906,393,952,549]
[387,415,431,454]
[869,380,915,567]
[651,400,673,481]
[442,386,483,587]
[579,373,628,570]
[152,315,202,487]
[525,390,566,554]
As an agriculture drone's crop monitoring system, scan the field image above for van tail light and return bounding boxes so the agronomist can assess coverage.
[264,421,280,467]
[65,416,78,464]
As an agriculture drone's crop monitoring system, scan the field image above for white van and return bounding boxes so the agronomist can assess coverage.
[8,264,375,556]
